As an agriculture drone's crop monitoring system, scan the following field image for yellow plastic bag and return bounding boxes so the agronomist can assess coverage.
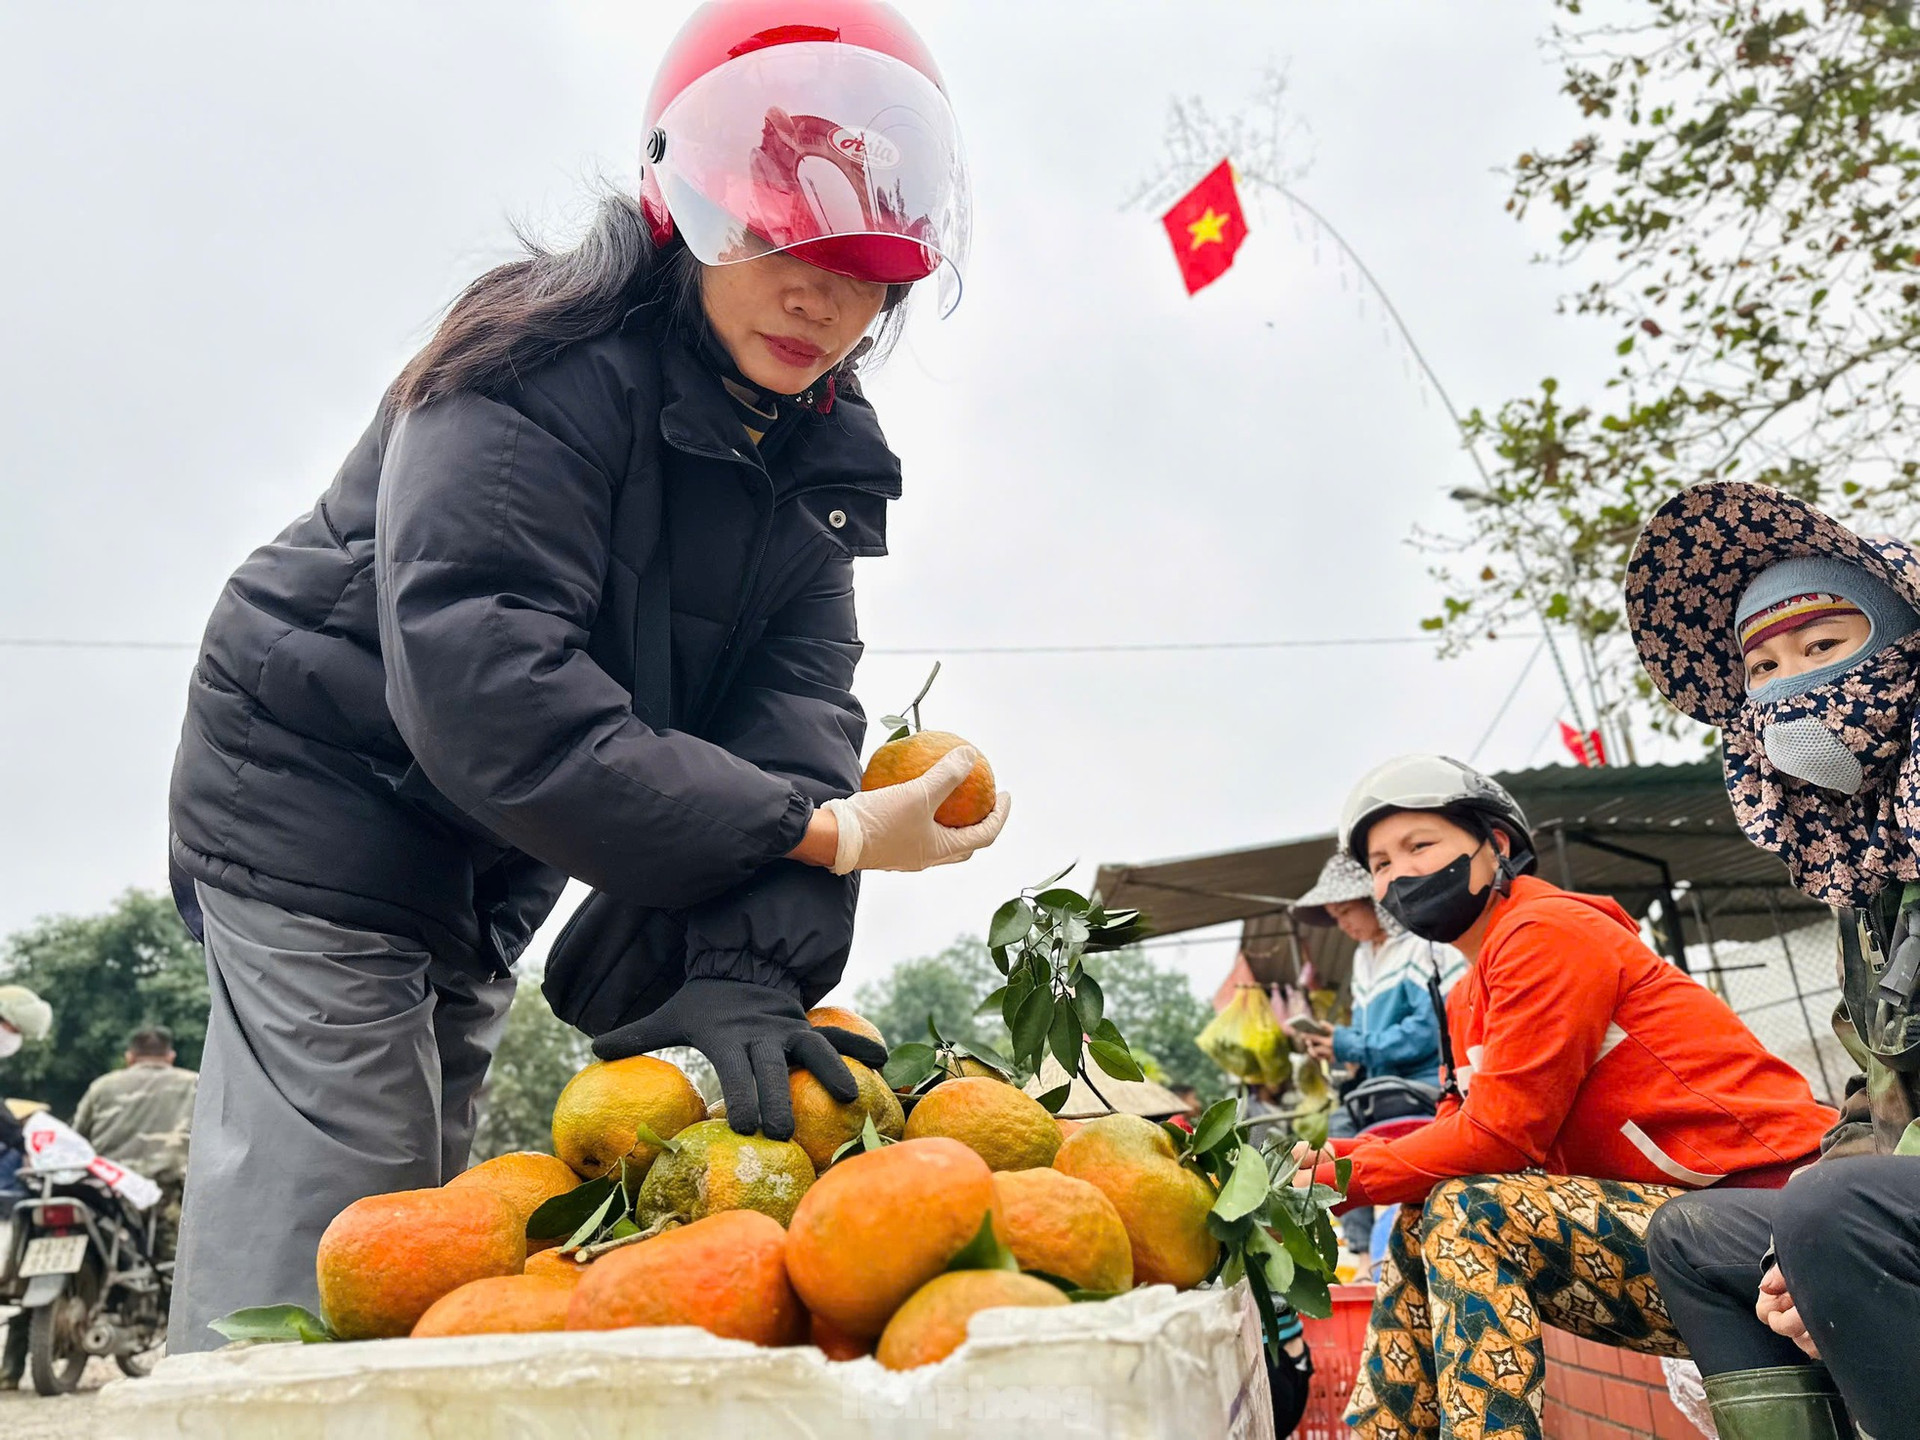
[1197,986,1292,1087]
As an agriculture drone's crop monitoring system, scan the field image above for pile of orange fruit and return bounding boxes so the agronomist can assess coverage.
[313,1008,1219,1370]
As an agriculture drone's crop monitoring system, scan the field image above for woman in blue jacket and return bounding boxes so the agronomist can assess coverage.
[1291,852,1466,1248]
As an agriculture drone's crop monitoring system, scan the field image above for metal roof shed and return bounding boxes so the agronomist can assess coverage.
[1092,762,1847,1102]
[1094,761,1830,983]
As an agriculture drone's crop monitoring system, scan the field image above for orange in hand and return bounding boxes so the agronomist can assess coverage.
[861,730,996,828]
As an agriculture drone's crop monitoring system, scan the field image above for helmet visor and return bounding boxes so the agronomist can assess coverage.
[653,41,971,316]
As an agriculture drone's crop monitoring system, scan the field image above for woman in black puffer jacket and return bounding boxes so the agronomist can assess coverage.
[165,1,1007,1350]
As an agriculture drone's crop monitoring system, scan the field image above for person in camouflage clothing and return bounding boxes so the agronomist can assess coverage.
[73,1026,198,1258]
[1627,483,1920,1440]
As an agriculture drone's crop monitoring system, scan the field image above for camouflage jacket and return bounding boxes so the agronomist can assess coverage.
[72,1063,198,1183]
[1827,899,1920,1158]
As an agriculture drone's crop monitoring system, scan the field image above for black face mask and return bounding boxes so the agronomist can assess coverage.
[1382,846,1497,944]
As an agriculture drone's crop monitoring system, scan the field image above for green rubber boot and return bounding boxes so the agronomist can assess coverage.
[1703,1366,1855,1440]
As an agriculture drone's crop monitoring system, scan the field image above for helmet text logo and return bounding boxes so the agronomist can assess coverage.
[830,126,900,169]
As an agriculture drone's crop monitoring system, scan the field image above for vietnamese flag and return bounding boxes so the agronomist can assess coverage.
[1559,722,1607,767]
[1161,159,1249,295]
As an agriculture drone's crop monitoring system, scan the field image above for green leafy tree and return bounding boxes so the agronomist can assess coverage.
[854,937,1012,1052]
[470,980,594,1161]
[1431,0,1920,744]
[0,889,207,1117]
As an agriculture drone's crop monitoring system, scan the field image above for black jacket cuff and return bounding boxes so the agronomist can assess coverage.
[684,948,808,1000]
[768,789,815,861]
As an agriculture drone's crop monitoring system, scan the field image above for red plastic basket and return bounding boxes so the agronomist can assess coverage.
[1295,1283,1377,1439]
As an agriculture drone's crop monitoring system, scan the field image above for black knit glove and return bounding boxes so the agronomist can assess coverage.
[591,978,888,1141]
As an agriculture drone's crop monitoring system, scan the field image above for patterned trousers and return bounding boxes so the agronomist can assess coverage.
[1346,1173,1691,1440]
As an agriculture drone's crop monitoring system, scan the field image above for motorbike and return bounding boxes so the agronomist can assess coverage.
[0,1154,169,1394]
[1340,1073,1442,1134]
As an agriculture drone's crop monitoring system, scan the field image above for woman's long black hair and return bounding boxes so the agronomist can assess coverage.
[391,191,908,412]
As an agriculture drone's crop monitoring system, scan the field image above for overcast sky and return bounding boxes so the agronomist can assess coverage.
[1,2,1632,1001]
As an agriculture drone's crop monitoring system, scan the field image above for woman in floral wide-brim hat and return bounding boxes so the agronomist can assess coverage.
[1626,479,1920,1440]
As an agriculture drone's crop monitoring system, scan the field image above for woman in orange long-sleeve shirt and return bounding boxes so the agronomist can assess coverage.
[1303,754,1833,1440]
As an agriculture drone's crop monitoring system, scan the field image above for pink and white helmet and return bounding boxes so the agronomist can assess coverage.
[640,1,971,315]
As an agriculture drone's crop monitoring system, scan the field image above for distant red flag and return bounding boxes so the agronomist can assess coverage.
[1560,722,1607,767]
[1161,159,1249,295]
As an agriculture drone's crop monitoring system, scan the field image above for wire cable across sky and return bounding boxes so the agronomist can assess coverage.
[0,633,1540,657]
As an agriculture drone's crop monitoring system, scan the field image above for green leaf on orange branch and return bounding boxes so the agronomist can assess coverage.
[526,1175,620,1241]
[1185,1098,1241,1157]
[1033,888,1091,916]
[944,1212,1018,1273]
[1072,974,1105,1034]
[628,1122,681,1156]
[1033,1082,1073,1114]
[561,1185,622,1252]
[1088,1019,1146,1082]
[953,1038,1014,1076]
[209,1304,337,1345]
[1047,1005,1082,1073]
[988,899,1035,949]
[1011,988,1055,1061]
[829,1114,894,1166]
[1246,1224,1296,1295]
[1030,863,1076,892]
[1211,1142,1271,1223]
[1286,1268,1334,1321]
[881,1042,940,1091]
[1088,1039,1145,1082]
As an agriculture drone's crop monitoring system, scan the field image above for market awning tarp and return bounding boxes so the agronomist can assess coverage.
[1095,762,1827,948]
[1022,1048,1190,1120]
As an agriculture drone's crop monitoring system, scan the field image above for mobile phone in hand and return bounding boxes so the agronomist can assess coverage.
[1287,1017,1333,1038]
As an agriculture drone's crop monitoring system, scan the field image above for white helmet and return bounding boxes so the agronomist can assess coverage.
[1340,754,1534,868]
[0,984,53,1042]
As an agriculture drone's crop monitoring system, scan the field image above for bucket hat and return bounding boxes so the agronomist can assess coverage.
[1293,852,1374,926]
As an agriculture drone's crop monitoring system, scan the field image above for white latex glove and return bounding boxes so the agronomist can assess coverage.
[820,746,1012,875]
